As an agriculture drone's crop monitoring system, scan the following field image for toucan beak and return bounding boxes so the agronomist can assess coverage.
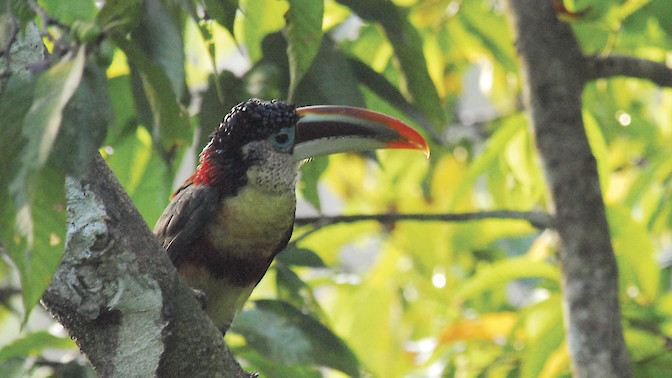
[293,105,430,162]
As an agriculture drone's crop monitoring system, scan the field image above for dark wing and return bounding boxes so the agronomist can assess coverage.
[153,183,219,268]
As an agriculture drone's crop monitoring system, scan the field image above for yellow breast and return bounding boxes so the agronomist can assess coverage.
[204,180,296,260]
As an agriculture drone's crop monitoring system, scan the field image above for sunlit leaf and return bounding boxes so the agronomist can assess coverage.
[538,340,571,378]
[450,113,526,210]
[583,111,610,194]
[0,331,75,362]
[103,126,173,225]
[520,295,565,378]
[15,47,86,175]
[239,0,288,63]
[625,328,666,362]
[607,205,659,300]
[4,166,66,321]
[458,1,517,73]
[439,312,517,343]
[454,256,560,302]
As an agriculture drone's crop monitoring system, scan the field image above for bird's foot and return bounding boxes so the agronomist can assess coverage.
[192,289,208,310]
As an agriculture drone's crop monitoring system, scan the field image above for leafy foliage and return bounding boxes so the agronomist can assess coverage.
[1,0,672,376]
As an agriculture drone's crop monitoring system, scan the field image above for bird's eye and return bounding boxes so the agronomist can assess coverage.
[269,127,295,149]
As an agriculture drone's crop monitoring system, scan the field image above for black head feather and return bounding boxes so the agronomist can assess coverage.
[211,99,299,151]
[194,99,299,196]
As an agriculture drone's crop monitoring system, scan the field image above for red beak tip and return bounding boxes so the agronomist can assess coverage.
[297,105,430,157]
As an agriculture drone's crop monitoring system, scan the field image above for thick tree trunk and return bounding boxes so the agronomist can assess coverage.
[504,1,632,377]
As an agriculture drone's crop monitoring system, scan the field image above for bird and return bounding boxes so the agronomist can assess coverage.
[153,98,428,333]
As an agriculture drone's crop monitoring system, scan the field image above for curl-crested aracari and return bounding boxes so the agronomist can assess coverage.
[154,99,429,333]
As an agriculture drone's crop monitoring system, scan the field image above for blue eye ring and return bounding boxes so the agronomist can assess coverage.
[269,127,295,149]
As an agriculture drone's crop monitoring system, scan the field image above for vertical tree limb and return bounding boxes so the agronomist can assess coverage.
[503,1,632,377]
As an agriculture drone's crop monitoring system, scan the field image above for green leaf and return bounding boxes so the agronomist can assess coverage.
[634,353,672,378]
[519,295,565,378]
[15,46,86,176]
[0,357,29,378]
[239,0,288,63]
[111,0,191,151]
[0,331,75,362]
[274,261,330,324]
[275,263,306,294]
[348,57,435,135]
[39,0,97,24]
[454,256,560,302]
[0,75,36,178]
[458,1,517,73]
[607,205,659,300]
[234,348,322,378]
[115,37,191,150]
[624,151,672,209]
[285,0,323,101]
[276,247,326,268]
[8,0,36,28]
[583,111,610,194]
[204,0,238,36]
[649,0,672,37]
[232,300,360,377]
[450,112,526,210]
[336,0,446,126]
[4,48,84,317]
[4,166,66,321]
[294,37,365,107]
[103,126,173,225]
[106,74,136,138]
[132,0,185,100]
[298,156,328,211]
[54,60,113,177]
[97,0,142,31]
[625,328,666,363]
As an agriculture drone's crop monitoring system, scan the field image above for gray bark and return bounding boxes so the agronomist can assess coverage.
[504,1,632,377]
[42,155,251,377]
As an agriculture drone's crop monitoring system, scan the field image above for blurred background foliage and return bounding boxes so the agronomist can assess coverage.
[1,0,672,376]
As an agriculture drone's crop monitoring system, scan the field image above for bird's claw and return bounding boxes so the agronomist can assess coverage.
[192,289,208,310]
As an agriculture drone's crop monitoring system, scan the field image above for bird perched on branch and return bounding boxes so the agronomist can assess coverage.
[154,98,428,333]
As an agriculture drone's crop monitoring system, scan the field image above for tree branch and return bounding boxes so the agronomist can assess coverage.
[43,155,250,377]
[3,25,249,377]
[504,1,632,377]
[295,210,554,229]
[586,54,672,87]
